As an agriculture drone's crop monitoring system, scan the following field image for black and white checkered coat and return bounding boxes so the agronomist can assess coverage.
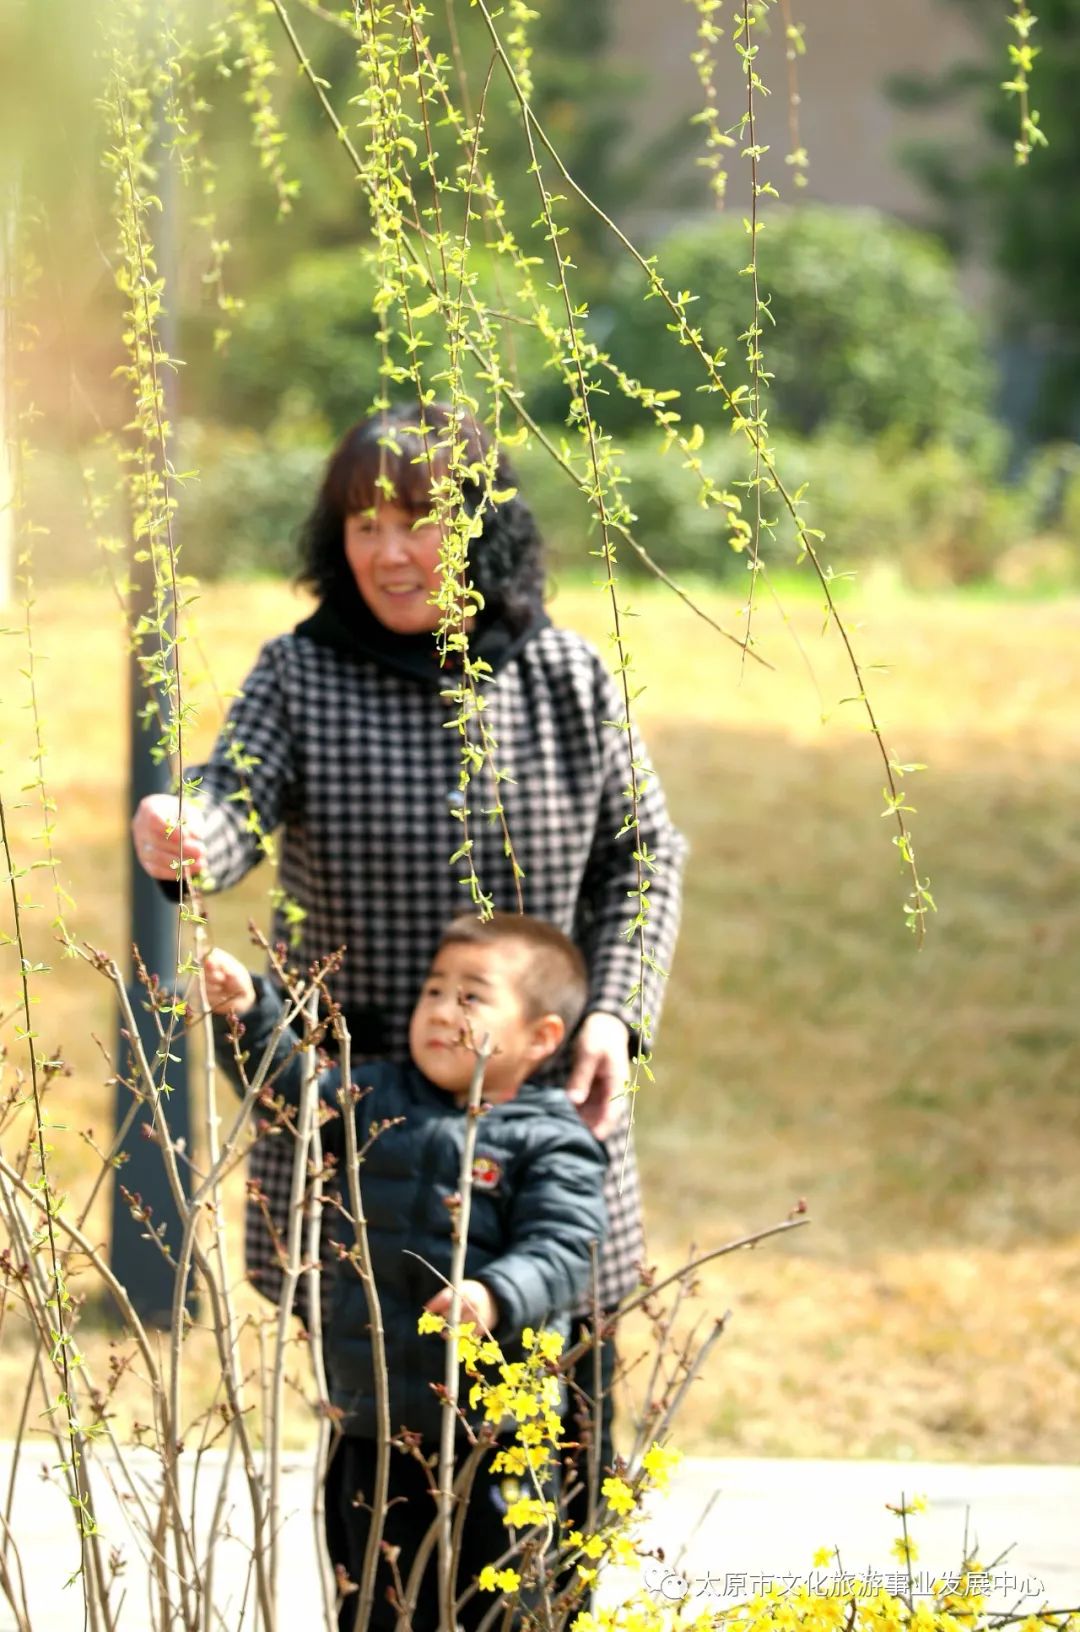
[192,617,686,1311]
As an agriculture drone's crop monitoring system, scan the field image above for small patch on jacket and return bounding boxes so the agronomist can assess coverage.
[471,1155,502,1191]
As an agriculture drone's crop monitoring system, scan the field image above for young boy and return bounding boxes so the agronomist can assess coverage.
[203,911,608,1632]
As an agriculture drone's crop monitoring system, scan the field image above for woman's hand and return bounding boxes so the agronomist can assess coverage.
[202,948,257,1017]
[565,1011,631,1141]
[424,1279,499,1332]
[132,794,207,881]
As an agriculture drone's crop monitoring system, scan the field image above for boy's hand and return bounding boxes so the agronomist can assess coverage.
[202,948,257,1017]
[424,1280,498,1333]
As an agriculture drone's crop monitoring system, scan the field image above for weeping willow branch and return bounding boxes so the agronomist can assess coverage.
[1003,2,1046,164]
[467,0,934,937]
[267,0,763,663]
[777,0,809,186]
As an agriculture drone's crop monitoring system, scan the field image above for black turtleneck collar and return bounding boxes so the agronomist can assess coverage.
[294,574,550,687]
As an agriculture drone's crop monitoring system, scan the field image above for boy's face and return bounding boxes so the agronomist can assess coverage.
[408,940,563,1102]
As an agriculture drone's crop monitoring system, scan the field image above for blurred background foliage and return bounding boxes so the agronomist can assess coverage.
[4,0,1080,593]
[598,210,995,447]
[889,0,1080,444]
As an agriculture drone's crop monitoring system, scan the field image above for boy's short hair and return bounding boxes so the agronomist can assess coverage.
[436,911,589,1035]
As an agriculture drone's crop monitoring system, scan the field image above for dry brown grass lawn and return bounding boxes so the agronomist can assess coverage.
[2,576,1079,1460]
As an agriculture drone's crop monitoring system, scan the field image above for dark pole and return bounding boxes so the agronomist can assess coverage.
[110,104,191,1326]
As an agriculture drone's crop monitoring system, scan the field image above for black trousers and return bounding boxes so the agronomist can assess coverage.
[326,1333,616,1631]
[550,1325,618,1619]
[326,1436,525,1632]
[561,1324,617,1535]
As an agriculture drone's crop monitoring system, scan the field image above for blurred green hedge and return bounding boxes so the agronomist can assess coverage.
[22,418,1080,593]
[173,419,1080,593]
[190,207,996,456]
[27,202,1080,593]
[175,424,327,579]
[188,246,562,437]
[598,206,996,448]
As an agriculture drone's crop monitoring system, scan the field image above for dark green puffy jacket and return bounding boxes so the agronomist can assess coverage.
[217,980,609,1443]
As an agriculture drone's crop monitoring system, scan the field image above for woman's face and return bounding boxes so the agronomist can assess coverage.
[344,499,444,634]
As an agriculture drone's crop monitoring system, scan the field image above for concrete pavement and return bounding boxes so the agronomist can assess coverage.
[611,1457,1080,1613]
[0,1448,1076,1630]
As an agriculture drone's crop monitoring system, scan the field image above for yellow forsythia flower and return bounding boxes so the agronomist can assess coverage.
[456,1328,481,1366]
[608,1533,637,1566]
[813,1547,835,1567]
[417,1310,445,1335]
[536,1329,564,1362]
[505,1495,555,1529]
[477,1564,521,1593]
[491,1445,528,1477]
[640,1443,682,1488]
[601,1475,635,1517]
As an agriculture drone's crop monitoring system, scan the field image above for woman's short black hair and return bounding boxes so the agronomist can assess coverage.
[297,404,546,631]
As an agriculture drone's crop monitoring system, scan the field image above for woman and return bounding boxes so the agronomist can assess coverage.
[134,400,684,1413]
